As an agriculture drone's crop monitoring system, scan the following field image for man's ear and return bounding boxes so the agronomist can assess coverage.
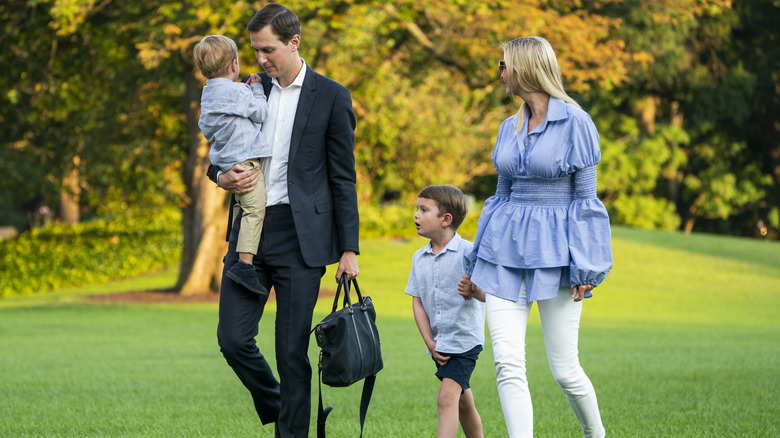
[289,34,300,52]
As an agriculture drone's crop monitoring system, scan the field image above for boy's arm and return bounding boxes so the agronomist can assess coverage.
[412,297,450,365]
[218,76,267,123]
[458,274,486,302]
[246,77,268,124]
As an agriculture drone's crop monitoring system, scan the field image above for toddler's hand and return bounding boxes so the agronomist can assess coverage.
[246,73,262,85]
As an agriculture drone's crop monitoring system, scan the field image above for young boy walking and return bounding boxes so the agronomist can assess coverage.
[193,35,270,296]
[405,185,486,438]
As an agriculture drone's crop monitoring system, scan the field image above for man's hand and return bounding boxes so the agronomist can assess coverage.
[335,250,359,282]
[571,284,594,302]
[218,163,258,195]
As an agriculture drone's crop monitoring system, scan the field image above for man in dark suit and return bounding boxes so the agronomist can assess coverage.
[205,4,359,437]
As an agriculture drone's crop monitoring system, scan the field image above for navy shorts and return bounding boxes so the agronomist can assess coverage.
[433,344,483,393]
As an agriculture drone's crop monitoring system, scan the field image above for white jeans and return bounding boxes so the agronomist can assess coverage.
[487,281,605,438]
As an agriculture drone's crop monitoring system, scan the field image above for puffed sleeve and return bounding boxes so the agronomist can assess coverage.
[464,175,511,275]
[464,119,515,275]
[565,117,601,172]
[566,119,612,291]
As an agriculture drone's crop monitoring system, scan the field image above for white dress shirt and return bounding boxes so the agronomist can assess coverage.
[262,59,307,206]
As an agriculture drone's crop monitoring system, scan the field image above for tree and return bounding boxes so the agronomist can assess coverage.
[0,0,183,229]
[132,0,262,294]
[308,0,629,203]
[591,0,776,235]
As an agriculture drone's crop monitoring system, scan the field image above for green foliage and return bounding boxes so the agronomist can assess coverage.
[599,123,689,195]
[0,209,181,297]
[0,0,186,226]
[358,203,413,240]
[607,195,681,231]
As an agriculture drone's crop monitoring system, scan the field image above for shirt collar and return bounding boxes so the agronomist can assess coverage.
[423,233,463,255]
[205,77,235,85]
[521,96,568,135]
[270,58,307,89]
[546,97,569,122]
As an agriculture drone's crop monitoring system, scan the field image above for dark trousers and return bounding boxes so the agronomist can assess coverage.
[217,204,325,438]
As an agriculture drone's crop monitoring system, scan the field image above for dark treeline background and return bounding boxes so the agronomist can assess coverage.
[2,0,778,292]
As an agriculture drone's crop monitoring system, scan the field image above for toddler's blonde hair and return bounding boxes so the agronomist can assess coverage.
[193,35,238,79]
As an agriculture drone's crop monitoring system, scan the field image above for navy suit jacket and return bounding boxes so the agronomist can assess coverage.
[207,66,359,268]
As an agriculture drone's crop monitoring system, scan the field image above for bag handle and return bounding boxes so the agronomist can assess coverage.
[330,274,366,313]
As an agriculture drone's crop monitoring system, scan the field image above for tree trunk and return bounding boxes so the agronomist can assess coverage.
[634,96,658,135]
[60,159,81,224]
[175,66,228,295]
[683,194,704,235]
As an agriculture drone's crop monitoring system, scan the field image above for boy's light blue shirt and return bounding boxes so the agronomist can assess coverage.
[405,233,485,355]
[199,78,272,172]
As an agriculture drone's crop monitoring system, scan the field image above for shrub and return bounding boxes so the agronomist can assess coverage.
[0,209,181,297]
[0,203,485,297]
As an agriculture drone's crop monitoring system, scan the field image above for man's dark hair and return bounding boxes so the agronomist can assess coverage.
[247,3,301,43]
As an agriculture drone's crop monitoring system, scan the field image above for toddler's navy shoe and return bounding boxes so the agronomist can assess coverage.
[226,260,268,296]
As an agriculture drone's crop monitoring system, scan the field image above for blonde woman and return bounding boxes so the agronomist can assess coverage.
[461,36,612,437]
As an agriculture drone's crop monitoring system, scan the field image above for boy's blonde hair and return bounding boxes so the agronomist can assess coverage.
[193,35,238,79]
[418,185,469,231]
[502,36,580,132]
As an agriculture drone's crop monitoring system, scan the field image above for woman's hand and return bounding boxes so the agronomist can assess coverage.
[218,163,258,195]
[571,284,594,302]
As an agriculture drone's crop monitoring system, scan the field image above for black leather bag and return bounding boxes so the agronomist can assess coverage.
[313,275,383,437]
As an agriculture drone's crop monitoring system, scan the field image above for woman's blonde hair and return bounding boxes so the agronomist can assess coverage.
[193,35,238,79]
[502,36,579,132]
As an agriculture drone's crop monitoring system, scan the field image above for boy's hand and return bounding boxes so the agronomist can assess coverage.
[246,73,262,85]
[458,274,486,302]
[432,350,450,366]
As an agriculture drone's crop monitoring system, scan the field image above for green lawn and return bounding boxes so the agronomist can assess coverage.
[1,226,779,437]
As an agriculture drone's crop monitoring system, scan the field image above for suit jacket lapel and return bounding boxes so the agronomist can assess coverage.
[261,72,272,98]
[289,66,316,164]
